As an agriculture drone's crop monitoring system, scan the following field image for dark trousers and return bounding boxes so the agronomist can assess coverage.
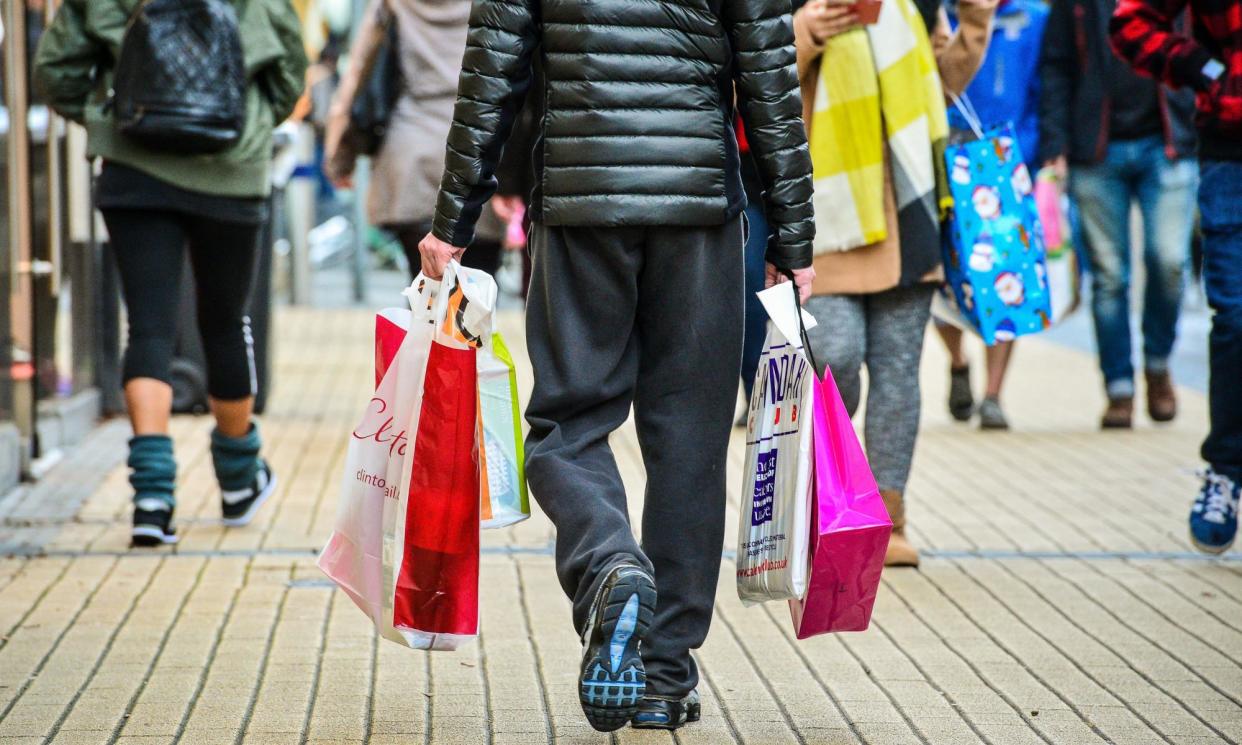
[1198,161,1242,479]
[525,218,744,698]
[389,221,504,279]
[102,208,260,400]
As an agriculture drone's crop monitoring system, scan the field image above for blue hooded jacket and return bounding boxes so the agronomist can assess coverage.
[947,0,1049,171]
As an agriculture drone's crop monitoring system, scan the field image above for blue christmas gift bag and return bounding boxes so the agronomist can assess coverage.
[941,118,1053,346]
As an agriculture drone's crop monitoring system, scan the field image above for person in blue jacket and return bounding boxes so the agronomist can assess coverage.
[936,0,1049,430]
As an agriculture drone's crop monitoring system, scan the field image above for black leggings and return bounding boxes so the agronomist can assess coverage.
[102,209,260,401]
[388,221,504,279]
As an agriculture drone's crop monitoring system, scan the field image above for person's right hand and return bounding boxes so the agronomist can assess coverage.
[765,263,816,303]
[801,0,860,43]
[418,232,466,281]
[1043,155,1068,181]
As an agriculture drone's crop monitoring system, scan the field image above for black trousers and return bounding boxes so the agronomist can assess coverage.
[102,208,260,400]
[389,221,504,279]
[525,218,744,698]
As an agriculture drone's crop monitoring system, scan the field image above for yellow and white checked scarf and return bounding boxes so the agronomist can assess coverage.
[808,0,951,254]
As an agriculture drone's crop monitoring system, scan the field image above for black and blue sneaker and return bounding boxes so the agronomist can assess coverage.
[132,498,177,546]
[632,690,701,730]
[1190,469,1239,554]
[221,459,277,527]
[579,562,656,732]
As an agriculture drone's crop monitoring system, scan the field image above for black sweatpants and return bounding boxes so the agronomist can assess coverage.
[102,209,261,400]
[525,218,744,699]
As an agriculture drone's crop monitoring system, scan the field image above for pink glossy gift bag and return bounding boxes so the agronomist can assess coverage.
[788,364,891,638]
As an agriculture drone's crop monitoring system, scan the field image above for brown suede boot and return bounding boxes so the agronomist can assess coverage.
[881,489,920,568]
[1145,370,1177,423]
[1101,396,1134,429]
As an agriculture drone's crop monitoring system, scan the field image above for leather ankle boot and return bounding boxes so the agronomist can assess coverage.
[1101,396,1134,429]
[881,489,920,568]
[1145,370,1177,423]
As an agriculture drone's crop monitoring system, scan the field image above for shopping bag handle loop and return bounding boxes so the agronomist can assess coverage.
[782,268,822,376]
[948,91,985,141]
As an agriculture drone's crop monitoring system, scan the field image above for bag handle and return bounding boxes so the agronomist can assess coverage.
[948,90,985,141]
[782,269,822,376]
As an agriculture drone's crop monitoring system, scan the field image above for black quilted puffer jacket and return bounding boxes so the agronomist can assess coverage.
[430,0,816,269]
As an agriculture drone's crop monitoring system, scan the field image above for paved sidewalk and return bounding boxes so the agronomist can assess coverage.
[2,306,1240,745]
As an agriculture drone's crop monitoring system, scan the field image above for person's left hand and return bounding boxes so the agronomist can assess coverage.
[765,263,816,303]
[417,232,465,280]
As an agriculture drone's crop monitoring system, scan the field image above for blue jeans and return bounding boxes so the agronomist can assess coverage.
[1070,136,1198,398]
[1198,160,1242,480]
[741,203,769,400]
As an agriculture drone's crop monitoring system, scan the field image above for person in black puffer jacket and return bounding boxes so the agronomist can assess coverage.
[417,0,815,733]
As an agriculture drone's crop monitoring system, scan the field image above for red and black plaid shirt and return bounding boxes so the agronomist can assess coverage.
[1110,0,1242,149]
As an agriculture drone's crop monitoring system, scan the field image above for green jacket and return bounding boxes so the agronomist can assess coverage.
[34,0,308,198]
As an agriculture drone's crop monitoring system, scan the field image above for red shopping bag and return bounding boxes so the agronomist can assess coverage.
[393,341,480,636]
[788,366,891,638]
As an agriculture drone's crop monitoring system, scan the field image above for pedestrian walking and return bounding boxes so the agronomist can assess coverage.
[795,0,996,567]
[738,120,774,416]
[1110,0,1242,552]
[324,0,523,279]
[419,0,815,731]
[35,0,308,545]
[936,0,1049,431]
[1040,0,1199,429]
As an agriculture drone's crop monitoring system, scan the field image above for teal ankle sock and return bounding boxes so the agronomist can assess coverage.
[128,435,176,507]
[211,423,262,491]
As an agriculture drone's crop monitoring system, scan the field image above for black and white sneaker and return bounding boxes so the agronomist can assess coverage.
[221,460,277,527]
[132,498,177,546]
[632,690,702,730]
[579,562,657,732]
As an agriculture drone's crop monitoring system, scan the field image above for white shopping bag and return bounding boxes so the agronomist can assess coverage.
[736,283,816,605]
[318,262,496,650]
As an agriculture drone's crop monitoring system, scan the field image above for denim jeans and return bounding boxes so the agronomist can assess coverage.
[741,203,770,400]
[1069,136,1198,398]
[1198,160,1242,480]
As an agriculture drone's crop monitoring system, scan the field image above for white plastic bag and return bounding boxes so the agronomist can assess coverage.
[318,262,496,650]
[736,283,816,605]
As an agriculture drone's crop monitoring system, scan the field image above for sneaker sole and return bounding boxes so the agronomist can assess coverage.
[632,701,701,730]
[221,472,278,528]
[580,569,656,732]
[131,525,178,546]
[1189,530,1235,556]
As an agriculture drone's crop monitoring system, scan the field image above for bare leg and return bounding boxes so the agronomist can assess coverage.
[936,323,969,368]
[983,341,1015,399]
[125,378,174,436]
[210,397,255,438]
[937,324,974,421]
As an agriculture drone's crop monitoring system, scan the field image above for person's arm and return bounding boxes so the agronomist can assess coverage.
[431,0,540,249]
[1037,0,1074,166]
[259,0,311,124]
[33,0,101,124]
[1109,0,1220,91]
[323,0,389,182]
[723,0,816,271]
[931,1,996,97]
[792,6,826,85]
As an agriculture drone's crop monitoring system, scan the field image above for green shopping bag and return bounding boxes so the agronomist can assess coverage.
[478,332,530,529]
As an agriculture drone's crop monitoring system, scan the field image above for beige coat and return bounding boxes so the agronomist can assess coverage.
[324,0,503,240]
[795,3,995,296]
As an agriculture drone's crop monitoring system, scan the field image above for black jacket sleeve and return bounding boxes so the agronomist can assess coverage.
[1038,0,1076,164]
[431,0,539,248]
[723,0,816,270]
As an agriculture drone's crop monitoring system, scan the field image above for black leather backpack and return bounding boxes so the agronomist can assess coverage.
[345,8,402,156]
[111,0,247,154]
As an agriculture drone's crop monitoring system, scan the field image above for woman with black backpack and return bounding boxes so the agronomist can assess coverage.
[322,0,526,280]
[34,0,308,546]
